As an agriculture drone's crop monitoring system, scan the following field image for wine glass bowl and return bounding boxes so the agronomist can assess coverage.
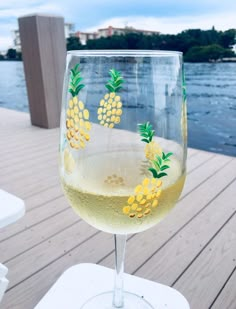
[59,50,186,308]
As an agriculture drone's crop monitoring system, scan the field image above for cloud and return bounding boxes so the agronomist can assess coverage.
[0,1,65,51]
[85,13,236,34]
[54,0,236,31]
[0,0,235,51]
[0,3,63,18]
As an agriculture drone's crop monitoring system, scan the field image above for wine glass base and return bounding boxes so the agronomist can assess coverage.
[81,291,154,309]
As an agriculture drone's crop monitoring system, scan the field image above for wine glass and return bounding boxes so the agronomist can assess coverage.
[59,50,187,308]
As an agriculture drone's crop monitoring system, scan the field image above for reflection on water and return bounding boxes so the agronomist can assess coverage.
[184,63,236,157]
[0,61,28,111]
[0,61,235,156]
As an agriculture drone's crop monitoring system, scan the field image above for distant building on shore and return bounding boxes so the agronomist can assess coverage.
[12,22,75,52]
[75,26,160,45]
[74,31,98,45]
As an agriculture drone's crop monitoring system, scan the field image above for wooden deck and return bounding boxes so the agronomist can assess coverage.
[0,108,235,309]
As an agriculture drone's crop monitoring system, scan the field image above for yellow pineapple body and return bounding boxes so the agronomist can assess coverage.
[123,178,162,218]
[66,97,91,149]
[98,92,122,127]
[97,69,124,128]
[145,141,162,160]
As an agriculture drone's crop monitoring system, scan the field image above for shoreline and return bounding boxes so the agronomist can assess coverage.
[1,59,236,63]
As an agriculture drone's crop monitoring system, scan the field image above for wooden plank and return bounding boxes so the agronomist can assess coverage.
[5,221,100,289]
[186,147,199,158]
[0,132,58,168]
[19,15,66,128]
[0,124,57,140]
[0,146,57,174]
[132,179,236,285]
[0,159,58,186]
[0,140,57,162]
[181,154,233,198]
[0,118,57,146]
[1,168,59,199]
[100,158,236,274]
[0,208,79,263]
[186,150,215,172]
[210,267,236,309]
[0,194,66,242]
[23,185,63,211]
[173,213,236,309]
[1,231,112,309]
[0,108,30,128]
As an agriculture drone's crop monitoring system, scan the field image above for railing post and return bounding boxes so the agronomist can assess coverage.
[18,14,66,128]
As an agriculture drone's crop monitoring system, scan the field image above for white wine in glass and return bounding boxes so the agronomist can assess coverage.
[59,50,187,308]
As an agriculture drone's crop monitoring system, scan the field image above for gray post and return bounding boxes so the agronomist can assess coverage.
[18,14,66,128]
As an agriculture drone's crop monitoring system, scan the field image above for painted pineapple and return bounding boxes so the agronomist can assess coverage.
[138,122,173,179]
[123,178,162,218]
[97,69,124,128]
[66,64,91,150]
[123,122,173,219]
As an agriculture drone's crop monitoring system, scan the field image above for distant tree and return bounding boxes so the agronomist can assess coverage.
[6,48,17,59]
[82,27,236,61]
[0,54,4,60]
[67,37,83,50]
[184,44,234,62]
[219,29,236,48]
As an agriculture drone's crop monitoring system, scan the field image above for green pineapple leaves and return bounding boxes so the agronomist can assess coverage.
[138,121,173,179]
[138,122,155,143]
[148,152,173,179]
[105,69,124,93]
[69,64,85,97]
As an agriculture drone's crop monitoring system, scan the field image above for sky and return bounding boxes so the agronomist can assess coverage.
[0,0,236,51]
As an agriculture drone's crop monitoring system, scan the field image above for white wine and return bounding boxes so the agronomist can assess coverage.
[62,150,185,234]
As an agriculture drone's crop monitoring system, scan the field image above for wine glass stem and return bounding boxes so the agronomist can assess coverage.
[113,234,127,308]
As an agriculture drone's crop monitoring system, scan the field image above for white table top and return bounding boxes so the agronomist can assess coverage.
[0,189,25,229]
[35,263,190,309]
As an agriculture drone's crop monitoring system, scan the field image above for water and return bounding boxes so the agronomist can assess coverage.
[0,62,28,112]
[0,61,236,156]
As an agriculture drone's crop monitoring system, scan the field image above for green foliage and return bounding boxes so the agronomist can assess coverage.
[6,48,17,59]
[184,44,235,62]
[67,37,83,51]
[138,122,155,143]
[1,49,22,61]
[137,121,173,178]
[105,69,124,93]
[219,29,236,48]
[81,28,236,62]
[148,152,173,179]
[68,64,85,97]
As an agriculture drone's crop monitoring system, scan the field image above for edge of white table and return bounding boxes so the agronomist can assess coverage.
[35,263,190,309]
[0,189,25,229]
[0,189,25,303]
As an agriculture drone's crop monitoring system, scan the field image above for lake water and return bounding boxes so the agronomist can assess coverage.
[0,61,236,156]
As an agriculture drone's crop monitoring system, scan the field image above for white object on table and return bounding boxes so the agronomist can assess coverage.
[35,263,190,309]
[0,264,9,301]
[0,189,25,229]
[0,189,25,303]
